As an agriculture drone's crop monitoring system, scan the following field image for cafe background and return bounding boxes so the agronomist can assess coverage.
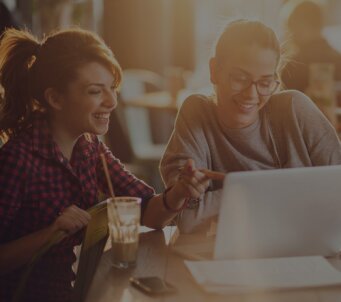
[2,0,341,191]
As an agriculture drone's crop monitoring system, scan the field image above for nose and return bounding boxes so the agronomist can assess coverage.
[242,82,258,99]
[103,90,118,110]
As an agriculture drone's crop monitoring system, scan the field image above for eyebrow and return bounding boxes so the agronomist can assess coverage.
[85,83,106,87]
[231,67,275,79]
[83,82,118,89]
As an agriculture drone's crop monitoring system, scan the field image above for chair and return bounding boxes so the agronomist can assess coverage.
[105,103,165,192]
[14,200,109,302]
[119,69,164,101]
[106,69,171,192]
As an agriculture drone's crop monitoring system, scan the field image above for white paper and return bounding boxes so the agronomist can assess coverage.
[185,256,341,294]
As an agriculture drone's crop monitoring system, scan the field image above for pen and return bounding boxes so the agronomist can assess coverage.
[178,167,225,181]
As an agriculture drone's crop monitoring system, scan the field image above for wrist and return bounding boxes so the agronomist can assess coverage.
[49,221,60,234]
[171,181,188,201]
[162,186,187,213]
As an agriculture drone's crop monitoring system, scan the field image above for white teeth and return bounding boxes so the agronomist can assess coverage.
[94,113,110,119]
[238,103,257,109]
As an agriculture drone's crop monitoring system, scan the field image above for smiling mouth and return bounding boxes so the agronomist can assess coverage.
[93,113,111,120]
[234,100,259,112]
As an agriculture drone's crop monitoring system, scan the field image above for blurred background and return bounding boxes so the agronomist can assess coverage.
[2,0,341,191]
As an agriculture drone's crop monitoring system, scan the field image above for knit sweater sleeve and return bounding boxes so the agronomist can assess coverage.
[160,95,221,233]
[160,95,210,187]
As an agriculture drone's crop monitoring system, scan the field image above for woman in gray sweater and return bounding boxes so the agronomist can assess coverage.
[160,19,341,233]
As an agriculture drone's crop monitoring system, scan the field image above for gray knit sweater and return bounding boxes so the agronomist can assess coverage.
[160,90,341,233]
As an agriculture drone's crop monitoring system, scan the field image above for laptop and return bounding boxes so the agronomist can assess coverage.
[173,165,341,260]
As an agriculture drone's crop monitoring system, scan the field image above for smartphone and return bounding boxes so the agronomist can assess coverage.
[129,276,177,295]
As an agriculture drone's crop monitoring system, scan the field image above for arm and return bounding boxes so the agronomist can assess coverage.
[160,97,220,232]
[98,144,210,229]
[160,96,211,187]
[143,159,210,229]
[0,145,91,274]
[0,204,90,275]
[0,223,57,275]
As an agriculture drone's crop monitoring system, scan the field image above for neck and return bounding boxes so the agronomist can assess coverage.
[49,115,80,161]
[217,109,259,130]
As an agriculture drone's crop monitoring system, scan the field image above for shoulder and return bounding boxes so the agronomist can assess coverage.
[267,89,317,114]
[0,136,30,174]
[0,133,32,159]
[266,90,330,130]
[179,94,216,119]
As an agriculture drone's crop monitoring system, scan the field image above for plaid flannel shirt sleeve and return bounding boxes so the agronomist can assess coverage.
[97,142,155,213]
[0,146,27,243]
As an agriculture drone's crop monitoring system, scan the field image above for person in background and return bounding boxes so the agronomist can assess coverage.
[281,0,341,91]
[0,1,19,35]
[160,19,341,234]
[0,28,209,302]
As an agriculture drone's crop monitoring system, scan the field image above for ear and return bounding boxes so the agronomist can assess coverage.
[44,88,63,111]
[209,57,219,85]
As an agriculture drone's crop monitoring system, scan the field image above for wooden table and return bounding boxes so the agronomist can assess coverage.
[86,227,341,302]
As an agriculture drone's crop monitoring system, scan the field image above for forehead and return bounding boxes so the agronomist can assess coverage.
[223,44,278,77]
[74,61,115,84]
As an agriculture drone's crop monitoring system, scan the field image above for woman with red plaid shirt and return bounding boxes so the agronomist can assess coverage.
[0,28,209,302]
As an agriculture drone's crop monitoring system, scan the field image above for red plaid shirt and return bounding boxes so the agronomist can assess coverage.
[0,113,155,302]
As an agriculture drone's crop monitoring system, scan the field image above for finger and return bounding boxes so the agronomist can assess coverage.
[191,170,210,182]
[182,174,208,194]
[187,158,195,171]
[57,217,79,235]
[183,158,195,174]
[67,206,91,225]
[55,214,85,235]
[73,207,92,223]
[68,218,86,234]
[180,178,202,198]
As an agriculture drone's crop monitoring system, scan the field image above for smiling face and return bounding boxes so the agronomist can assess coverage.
[51,61,118,137]
[210,44,279,129]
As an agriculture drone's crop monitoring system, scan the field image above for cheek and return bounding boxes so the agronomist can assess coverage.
[71,96,98,115]
[216,84,233,101]
[258,96,270,108]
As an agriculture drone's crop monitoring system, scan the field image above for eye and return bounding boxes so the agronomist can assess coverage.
[88,89,102,95]
[258,80,273,88]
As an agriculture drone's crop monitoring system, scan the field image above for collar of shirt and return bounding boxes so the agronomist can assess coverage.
[30,112,98,166]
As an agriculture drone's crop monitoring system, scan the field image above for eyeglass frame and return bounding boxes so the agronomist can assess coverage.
[227,72,280,97]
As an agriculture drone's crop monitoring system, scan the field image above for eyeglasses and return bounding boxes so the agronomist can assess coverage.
[228,72,280,96]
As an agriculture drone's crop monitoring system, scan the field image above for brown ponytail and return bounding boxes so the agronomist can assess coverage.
[0,29,41,138]
[0,27,122,140]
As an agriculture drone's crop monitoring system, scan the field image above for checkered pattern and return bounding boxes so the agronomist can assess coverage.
[0,113,155,302]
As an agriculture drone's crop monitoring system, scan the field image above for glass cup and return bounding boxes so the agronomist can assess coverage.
[107,197,141,269]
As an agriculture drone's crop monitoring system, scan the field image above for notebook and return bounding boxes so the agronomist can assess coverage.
[185,256,341,294]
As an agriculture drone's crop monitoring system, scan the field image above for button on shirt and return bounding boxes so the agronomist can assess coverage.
[0,113,155,302]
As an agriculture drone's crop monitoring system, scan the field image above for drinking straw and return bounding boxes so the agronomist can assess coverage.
[100,153,115,198]
[100,153,122,241]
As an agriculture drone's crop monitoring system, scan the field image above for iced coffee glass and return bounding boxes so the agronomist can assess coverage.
[107,197,141,269]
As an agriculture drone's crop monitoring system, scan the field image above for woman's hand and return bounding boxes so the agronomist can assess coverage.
[173,159,210,199]
[52,205,91,236]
